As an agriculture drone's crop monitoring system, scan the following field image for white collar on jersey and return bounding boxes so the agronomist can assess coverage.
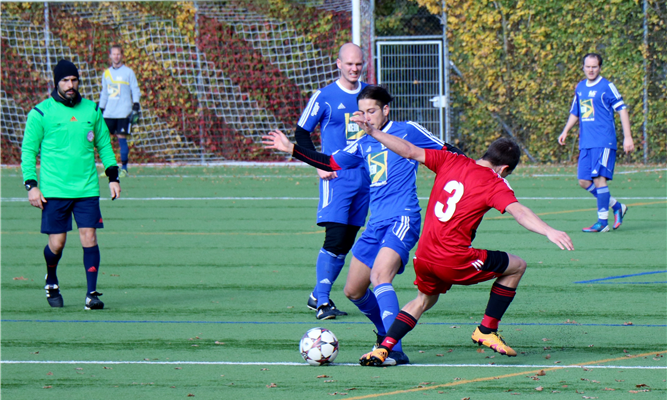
[585,76,603,87]
[335,79,363,94]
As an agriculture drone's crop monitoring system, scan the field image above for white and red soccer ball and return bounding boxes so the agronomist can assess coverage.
[299,327,338,366]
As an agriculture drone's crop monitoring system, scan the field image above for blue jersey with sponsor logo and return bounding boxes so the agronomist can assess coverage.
[332,121,444,223]
[569,76,626,150]
[298,80,368,156]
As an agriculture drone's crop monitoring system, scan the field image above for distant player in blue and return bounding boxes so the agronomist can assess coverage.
[264,85,464,365]
[294,43,370,320]
[558,53,634,232]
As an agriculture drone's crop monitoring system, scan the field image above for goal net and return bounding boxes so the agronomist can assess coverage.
[1,1,371,164]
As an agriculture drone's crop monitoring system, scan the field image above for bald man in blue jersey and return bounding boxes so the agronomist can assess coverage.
[294,43,370,320]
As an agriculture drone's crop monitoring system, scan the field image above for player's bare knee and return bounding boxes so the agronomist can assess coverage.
[504,254,527,277]
[48,234,66,253]
[79,229,97,247]
[343,284,364,301]
[578,179,591,189]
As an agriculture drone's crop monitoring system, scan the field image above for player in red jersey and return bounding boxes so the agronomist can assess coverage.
[351,116,574,364]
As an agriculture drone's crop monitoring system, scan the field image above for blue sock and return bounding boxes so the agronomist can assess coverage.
[586,183,621,213]
[351,289,386,335]
[315,249,346,306]
[374,283,402,352]
[83,245,101,294]
[596,186,610,225]
[44,245,62,286]
[118,138,129,170]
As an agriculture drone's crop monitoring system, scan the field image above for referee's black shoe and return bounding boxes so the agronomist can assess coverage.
[45,284,63,308]
[307,293,348,316]
[84,291,104,310]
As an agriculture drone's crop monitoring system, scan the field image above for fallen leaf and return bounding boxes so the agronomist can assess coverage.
[545,354,551,359]
[554,361,561,364]
[75,368,83,370]
[542,338,551,342]
[450,326,459,328]
[636,384,649,388]
[623,349,629,353]
[419,351,425,353]
[454,377,462,380]
[317,375,330,378]
[537,370,546,376]
[575,390,584,393]
[588,344,594,347]
[564,319,577,324]
[582,396,597,399]
[214,341,225,345]
[324,380,335,383]
[104,366,112,369]
[535,386,543,391]
[476,348,485,353]
[266,383,277,388]
[615,379,624,382]
[31,352,39,354]
[43,386,52,389]
[13,276,28,280]
[551,391,560,393]
[170,386,176,388]
[623,322,633,326]
[191,345,198,347]
[447,349,453,353]
[260,368,268,371]
[286,306,294,309]
[110,274,120,277]
[602,388,615,391]
[175,367,182,370]
[187,394,195,397]
[47,372,53,375]
[543,346,551,350]
[436,354,444,357]
[462,397,471,400]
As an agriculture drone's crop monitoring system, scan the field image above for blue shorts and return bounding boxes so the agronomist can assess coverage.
[41,197,104,234]
[351,214,421,274]
[578,147,616,181]
[317,167,370,227]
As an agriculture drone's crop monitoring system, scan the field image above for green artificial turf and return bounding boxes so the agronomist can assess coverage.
[2,164,665,399]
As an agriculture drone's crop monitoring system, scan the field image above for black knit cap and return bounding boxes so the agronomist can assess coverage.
[53,59,79,86]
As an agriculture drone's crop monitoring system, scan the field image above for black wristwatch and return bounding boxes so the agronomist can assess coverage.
[25,179,38,191]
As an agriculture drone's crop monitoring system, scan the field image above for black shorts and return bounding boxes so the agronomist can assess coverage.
[104,118,132,135]
[41,197,104,234]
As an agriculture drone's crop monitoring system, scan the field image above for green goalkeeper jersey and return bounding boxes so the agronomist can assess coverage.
[21,93,117,198]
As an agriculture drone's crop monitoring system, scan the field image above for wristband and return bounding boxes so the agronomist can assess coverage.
[25,179,38,191]
[106,166,120,183]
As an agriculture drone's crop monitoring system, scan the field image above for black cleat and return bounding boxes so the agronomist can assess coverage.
[307,293,348,316]
[388,350,410,365]
[316,303,338,320]
[307,292,318,310]
[84,291,104,310]
[45,284,63,308]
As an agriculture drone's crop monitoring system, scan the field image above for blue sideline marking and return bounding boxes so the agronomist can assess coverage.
[575,270,667,284]
[2,320,665,327]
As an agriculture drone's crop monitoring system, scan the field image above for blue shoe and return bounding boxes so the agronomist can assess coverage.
[613,204,627,230]
[582,222,610,233]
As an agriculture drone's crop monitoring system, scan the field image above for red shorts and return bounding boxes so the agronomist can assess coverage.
[413,248,509,295]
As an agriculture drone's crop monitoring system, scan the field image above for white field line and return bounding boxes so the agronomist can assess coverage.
[3,196,667,202]
[1,360,665,369]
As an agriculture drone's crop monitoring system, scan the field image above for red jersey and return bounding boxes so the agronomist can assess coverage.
[415,149,518,265]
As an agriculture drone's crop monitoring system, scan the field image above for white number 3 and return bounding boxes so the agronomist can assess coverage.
[434,180,464,222]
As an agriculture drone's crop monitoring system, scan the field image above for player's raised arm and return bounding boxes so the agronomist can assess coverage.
[505,202,574,251]
[350,113,426,163]
[263,130,339,172]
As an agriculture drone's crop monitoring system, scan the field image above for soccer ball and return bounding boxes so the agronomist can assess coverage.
[299,327,338,366]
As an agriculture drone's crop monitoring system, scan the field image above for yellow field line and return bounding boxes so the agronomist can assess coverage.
[487,200,667,220]
[345,350,667,399]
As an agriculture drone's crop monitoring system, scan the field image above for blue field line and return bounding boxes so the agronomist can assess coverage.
[575,270,667,284]
[2,319,665,327]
